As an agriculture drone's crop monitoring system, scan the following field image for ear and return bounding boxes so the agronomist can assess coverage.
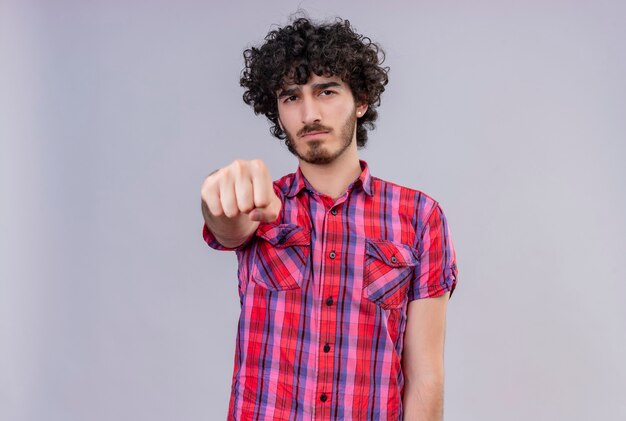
[356,103,368,118]
[277,117,285,131]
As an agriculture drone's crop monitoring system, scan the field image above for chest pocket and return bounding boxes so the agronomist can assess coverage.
[250,223,311,291]
[363,239,418,309]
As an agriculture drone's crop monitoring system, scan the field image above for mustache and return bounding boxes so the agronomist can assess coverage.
[297,123,332,137]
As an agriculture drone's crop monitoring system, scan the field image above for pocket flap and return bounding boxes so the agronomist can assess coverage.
[365,239,418,267]
[256,223,310,247]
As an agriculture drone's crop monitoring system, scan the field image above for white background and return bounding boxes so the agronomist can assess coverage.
[1,0,625,420]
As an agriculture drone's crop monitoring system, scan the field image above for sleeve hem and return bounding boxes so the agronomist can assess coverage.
[202,223,253,251]
[408,275,457,301]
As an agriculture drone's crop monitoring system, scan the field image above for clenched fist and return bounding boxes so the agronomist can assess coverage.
[201,159,281,224]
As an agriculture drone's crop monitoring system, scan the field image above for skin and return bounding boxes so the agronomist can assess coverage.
[275,74,368,199]
[402,292,450,421]
[200,73,449,420]
[200,158,279,248]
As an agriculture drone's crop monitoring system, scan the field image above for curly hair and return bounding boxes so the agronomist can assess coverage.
[240,17,389,148]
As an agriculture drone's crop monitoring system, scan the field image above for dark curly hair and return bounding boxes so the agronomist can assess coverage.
[240,17,389,148]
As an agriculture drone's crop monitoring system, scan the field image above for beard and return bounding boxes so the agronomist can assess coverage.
[283,109,357,165]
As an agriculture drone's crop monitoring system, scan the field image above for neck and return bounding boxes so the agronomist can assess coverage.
[298,142,362,199]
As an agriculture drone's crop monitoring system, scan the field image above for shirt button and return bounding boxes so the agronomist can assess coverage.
[330,208,337,215]
[329,251,336,259]
[320,393,328,402]
[323,343,331,353]
[326,297,333,306]
[391,255,398,263]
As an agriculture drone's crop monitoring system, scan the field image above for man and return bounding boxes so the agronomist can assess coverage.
[200,17,458,421]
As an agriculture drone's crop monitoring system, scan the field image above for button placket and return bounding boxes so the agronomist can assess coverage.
[316,198,343,416]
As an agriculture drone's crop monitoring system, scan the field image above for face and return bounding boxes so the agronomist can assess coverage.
[276,74,367,165]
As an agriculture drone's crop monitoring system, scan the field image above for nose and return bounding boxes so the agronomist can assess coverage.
[301,94,321,125]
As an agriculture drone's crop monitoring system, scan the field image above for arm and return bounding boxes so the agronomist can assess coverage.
[200,159,281,248]
[402,292,450,421]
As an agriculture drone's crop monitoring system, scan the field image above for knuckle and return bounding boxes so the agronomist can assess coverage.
[202,176,216,192]
[229,160,250,179]
[231,159,245,171]
[251,159,267,173]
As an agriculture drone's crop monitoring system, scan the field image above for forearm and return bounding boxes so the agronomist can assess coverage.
[402,373,444,421]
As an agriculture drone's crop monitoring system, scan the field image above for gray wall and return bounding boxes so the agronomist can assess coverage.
[2,1,625,420]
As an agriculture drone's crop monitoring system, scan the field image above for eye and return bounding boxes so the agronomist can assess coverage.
[283,95,298,103]
[320,90,336,96]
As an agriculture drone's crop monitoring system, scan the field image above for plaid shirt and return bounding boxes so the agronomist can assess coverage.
[203,161,458,420]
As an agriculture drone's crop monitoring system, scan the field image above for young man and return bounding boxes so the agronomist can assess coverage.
[200,17,458,421]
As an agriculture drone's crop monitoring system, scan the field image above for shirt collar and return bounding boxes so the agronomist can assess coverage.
[284,159,374,198]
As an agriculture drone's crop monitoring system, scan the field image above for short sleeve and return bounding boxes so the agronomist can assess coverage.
[408,203,458,300]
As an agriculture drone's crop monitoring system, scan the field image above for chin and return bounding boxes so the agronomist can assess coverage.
[303,148,342,165]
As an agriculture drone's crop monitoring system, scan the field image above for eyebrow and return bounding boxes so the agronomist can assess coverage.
[277,81,343,98]
[278,86,301,98]
[312,81,342,91]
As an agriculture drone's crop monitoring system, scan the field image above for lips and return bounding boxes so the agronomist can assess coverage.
[301,131,328,138]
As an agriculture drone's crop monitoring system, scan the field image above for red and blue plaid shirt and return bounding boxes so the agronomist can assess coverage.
[203,160,458,420]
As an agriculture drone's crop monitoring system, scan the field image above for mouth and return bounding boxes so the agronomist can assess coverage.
[301,131,329,138]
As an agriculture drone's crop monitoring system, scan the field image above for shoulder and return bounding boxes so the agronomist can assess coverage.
[370,176,441,220]
[272,172,298,197]
[274,171,296,186]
